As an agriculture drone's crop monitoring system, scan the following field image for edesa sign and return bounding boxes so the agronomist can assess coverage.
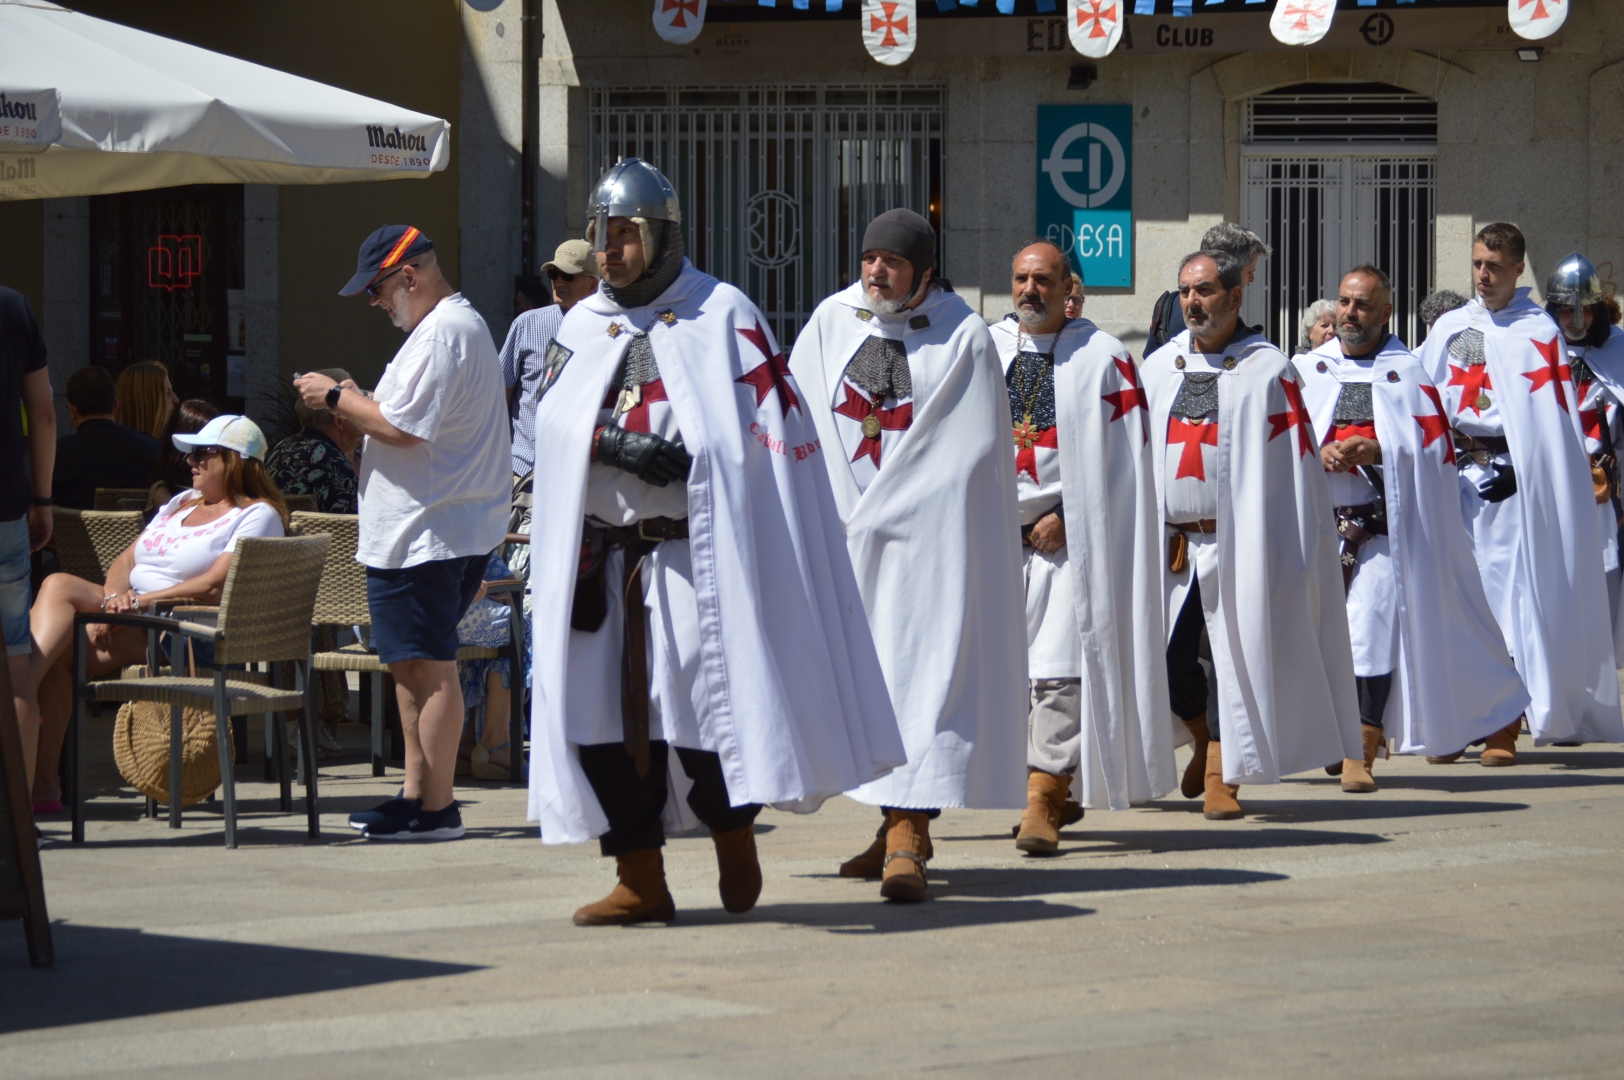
[1036,104,1132,289]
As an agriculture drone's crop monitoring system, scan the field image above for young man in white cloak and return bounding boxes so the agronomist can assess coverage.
[788,209,1028,901]
[526,159,904,926]
[1418,224,1624,762]
[1294,265,1528,792]
[988,240,1173,853]
[1543,253,1624,667]
[1143,251,1361,820]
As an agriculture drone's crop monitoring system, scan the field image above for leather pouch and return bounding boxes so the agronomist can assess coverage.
[1168,530,1188,575]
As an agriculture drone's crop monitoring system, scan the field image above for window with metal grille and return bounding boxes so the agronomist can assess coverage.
[1246,82,1437,145]
[587,85,944,348]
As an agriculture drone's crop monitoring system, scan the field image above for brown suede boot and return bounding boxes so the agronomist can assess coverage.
[841,815,933,878]
[1202,742,1242,820]
[1180,715,1211,799]
[1015,770,1070,856]
[572,848,676,926]
[879,810,930,902]
[1341,725,1383,793]
[711,826,763,914]
[1480,718,1521,767]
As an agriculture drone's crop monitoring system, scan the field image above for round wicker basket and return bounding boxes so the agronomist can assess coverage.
[112,702,233,807]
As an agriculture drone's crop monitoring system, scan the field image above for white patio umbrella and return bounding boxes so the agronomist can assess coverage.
[0,0,449,201]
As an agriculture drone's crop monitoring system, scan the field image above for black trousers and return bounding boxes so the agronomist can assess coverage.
[1166,579,1220,740]
[1357,673,1392,730]
[577,742,762,858]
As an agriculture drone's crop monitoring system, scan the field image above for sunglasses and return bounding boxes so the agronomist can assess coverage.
[184,446,224,463]
[546,268,578,283]
[365,263,413,299]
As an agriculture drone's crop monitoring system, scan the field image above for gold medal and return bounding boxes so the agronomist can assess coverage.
[861,414,882,440]
[1476,393,1491,410]
[1013,416,1038,449]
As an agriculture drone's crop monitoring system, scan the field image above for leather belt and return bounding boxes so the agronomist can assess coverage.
[1166,520,1216,573]
[573,516,690,777]
[1334,501,1387,594]
[1454,433,1509,465]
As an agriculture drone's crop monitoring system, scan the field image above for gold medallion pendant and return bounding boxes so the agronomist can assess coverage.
[1476,393,1492,410]
[1012,417,1038,449]
[861,414,883,440]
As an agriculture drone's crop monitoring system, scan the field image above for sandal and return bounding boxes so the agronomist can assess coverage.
[471,741,513,780]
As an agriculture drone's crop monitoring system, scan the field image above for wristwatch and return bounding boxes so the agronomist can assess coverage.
[325,384,343,410]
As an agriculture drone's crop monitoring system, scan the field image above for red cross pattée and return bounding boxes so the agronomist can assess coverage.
[1415,384,1457,466]
[1102,354,1149,443]
[1267,376,1315,456]
[1282,1,1328,32]
[1446,363,1494,416]
[661,0,700,29]
[1077,0,1118,39]
[1167,417,1217,481]
[1522,336,1572,414]
[1518,0,1560,21]
[834,384,912,467]
[870,2,909,47]
[734,320,800,418]
[1014,424,1059,482]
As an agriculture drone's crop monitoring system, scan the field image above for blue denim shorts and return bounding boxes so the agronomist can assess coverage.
[366,554,488,664]
[0,515,32,657]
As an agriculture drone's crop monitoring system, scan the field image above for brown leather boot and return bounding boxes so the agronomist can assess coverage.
[1480,718,1521,767]
[841,815,933,878]
[1180,715,1211,799]
[1425,749,1465,764]
[1060,800,1085,827]
[1015,770,1069,856]
[1203,742,1242,820]
[879,810,930,902]
[1341,725,1383,793]
[572,848,676,926]
[711,826,762,914]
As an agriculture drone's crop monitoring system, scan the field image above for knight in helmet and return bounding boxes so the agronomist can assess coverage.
[1417,224,1624,760]
[1544,253,1624,659]
[525,158,904,925]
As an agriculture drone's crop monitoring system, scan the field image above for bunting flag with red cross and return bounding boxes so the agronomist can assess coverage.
[862,0,917,66]
[1268,0,1334,46]
[1508,0,1567,42]
[1067,0,1123,59]
[652,0,707,45]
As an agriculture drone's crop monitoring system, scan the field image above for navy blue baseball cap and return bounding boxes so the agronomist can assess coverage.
[339,225,434,297]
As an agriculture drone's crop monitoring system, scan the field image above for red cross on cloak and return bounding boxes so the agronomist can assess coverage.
[1581,406,1604,443]
[1267,375,1316,456]
[870,2,908,47]
[734,320,800,417]
[1167,417,1218,481]
[1077,0,1117,39]
[1415,383,1456,465]
[1014,425,1059,482]
[833,383,912,467]
[1522,335,1572,414]
[1102,354,1149,443]
[1447,363,1494,416]
[1327,420,1378,446]
[661,0,700,28]
[619,379,669,433]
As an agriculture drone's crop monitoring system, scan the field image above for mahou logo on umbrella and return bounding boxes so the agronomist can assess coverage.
[1508,0,1567,41]
[862,0,916,66]
[1269,0,1335,46]
[652,0,707,46]
[1067,0,1123,58]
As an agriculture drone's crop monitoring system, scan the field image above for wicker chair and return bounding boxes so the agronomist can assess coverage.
[288,511,526,783]
[69,535,331,848]
[93,487,151,511]
[49,508,144,585]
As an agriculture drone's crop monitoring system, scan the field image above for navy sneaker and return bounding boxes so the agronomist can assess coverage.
[348,792,411,832]
[363,800,465,841]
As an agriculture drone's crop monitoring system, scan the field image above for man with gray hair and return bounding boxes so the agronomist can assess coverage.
[267,366,363,515]
[1142,250,1359,820]
[1420,289,1469,331]
[1148,223,1270,352]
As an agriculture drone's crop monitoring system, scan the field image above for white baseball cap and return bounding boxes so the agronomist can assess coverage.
[171,414,269,462]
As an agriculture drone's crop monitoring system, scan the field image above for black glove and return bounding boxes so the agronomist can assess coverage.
[1477,462,1518,503]
[594,425,691,487]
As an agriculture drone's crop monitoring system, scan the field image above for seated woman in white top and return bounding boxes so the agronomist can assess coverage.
[27,414,287,808]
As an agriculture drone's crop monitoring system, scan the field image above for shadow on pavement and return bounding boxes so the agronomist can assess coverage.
[680,897,1095,934]
[953,826,1391,855]
[0,923,480,1033]
[1220,798,1530,825]
[1373,772,1624,794]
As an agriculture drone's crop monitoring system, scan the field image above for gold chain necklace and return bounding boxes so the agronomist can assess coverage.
[1012,322,1065,449]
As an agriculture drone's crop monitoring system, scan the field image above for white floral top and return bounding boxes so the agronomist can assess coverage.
[128,492,284,595]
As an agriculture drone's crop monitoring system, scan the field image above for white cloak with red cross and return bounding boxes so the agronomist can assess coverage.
[1566,323,1624,661]
[1419,290,1623,745]
[789,282,1029,810]
[1143,329,1361,784]
[990,316,1174,809]
[1295,336,1529,756]
[526,261,905,844]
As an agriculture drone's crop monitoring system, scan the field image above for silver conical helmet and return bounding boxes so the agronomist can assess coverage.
[587,157,680,253]
[1546,252,1603,333]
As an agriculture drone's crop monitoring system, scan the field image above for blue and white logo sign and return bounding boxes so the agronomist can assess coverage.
[1036,104,1132,288]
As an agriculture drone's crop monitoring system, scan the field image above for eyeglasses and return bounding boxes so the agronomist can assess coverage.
[546,268,577,283]
[184,446,223,463]
[365,263,412,299]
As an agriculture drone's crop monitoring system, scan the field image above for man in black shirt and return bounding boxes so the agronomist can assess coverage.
[52,366,160,510]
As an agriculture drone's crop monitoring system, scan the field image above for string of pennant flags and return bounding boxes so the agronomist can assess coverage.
[653,0,1567,61]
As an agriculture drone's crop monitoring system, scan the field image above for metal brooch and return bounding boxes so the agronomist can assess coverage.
[606,323,622,338]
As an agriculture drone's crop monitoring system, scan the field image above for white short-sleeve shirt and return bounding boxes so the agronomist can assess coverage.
[129,493,285,594]
[356,293,512,569]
